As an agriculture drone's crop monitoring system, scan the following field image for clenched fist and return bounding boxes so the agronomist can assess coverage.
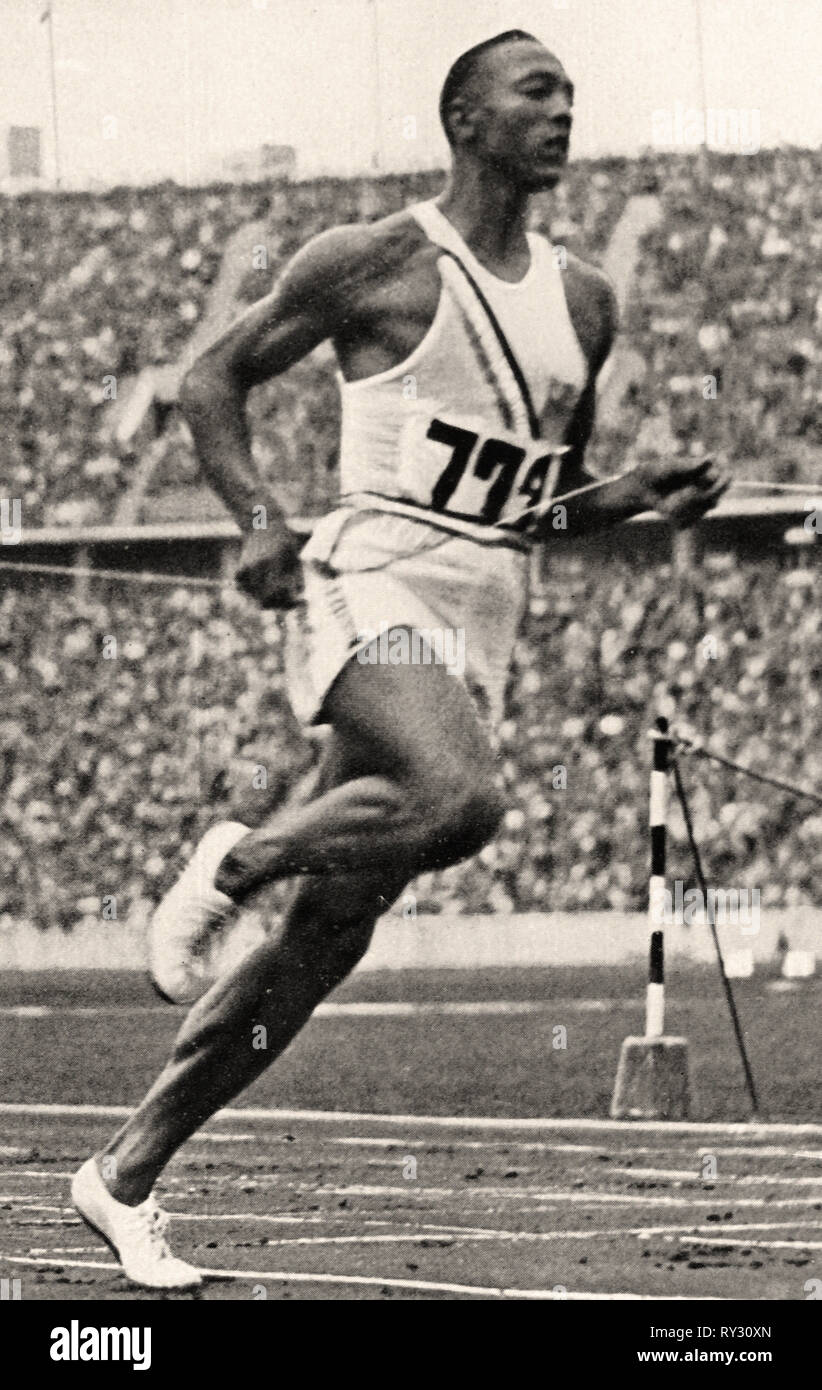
[234,524,304,609]
[634,456,729,525]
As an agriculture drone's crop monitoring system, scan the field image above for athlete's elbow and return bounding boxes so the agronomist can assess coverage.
[179,352,243,422]
[179,362,218,423]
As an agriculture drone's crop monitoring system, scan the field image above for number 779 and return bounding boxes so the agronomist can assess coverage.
[427,418,563,524]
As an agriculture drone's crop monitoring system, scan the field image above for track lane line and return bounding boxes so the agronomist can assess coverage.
[2,1102,821,1138]
[0,1000,626,1020]
[0,1254,723,1299]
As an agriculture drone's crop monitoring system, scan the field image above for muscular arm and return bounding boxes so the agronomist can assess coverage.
[178,227,361,533]
[540,266,644,533]
[541,262,725,536]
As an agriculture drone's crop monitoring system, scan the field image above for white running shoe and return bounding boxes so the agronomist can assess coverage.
[72,1158,202,1290]
[147,821,250,1004]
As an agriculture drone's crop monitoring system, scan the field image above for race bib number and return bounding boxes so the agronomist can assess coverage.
[397,410,567,527]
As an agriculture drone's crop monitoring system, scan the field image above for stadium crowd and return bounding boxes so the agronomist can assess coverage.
[2,149,820,527]
[0,549,820,932]
[1,149,821,930]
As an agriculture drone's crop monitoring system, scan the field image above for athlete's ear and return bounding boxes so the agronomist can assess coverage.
[447,98,479,147]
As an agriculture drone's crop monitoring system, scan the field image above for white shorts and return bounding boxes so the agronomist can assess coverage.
[284,507,529,733]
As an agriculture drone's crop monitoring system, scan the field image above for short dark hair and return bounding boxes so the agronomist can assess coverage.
[439,30,540,144]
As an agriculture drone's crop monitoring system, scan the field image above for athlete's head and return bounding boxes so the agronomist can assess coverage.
[440,31,573,191]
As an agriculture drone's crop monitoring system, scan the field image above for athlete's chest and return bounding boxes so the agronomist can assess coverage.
[336,241,599,394]
[335,242,446,382]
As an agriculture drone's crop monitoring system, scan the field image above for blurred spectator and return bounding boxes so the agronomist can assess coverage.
[5,150,818,527]
[2,150,821,926]
[1,552,820,928]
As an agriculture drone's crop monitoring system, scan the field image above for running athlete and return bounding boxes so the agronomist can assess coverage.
[72,31,726,1287]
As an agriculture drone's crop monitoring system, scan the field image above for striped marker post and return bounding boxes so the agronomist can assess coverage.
[647,929,665,1037]
[646,716,671,1037]
[611,716,691,1120]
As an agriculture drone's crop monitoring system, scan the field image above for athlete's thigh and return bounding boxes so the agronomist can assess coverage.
[304,724,412,905]
[274,673,459,932]
[323,634,498,790]
[267,722,406,899]
[236,712,379,828]
[278,728,410,937]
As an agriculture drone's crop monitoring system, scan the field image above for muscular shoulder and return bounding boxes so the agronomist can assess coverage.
[278,210,431,313]
[558,249,618,373]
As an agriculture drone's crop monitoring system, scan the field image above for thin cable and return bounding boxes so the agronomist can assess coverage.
[732,480,822,495]
[2,475,819,591]
[0,560,225,590]
[507,473,822,529]
[506,470,630,526]
[672,734,822,810]
[671,755,760,1119]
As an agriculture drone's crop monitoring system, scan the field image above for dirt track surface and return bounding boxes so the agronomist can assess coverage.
[1,967,819,1300]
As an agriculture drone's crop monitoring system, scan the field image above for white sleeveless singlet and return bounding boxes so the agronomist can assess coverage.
[335,198,589,541]
[290,201,592,731]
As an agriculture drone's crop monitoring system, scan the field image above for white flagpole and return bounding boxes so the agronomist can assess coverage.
[42,3,62,187]
[368,0,383,173]
[692,0,710,166]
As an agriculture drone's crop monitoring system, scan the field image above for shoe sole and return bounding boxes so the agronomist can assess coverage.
[145,967,193,1006]
[144,825,247,1007]
[146,912,209,1005]
[146,902,225,1007]
[73,1189,202,1291]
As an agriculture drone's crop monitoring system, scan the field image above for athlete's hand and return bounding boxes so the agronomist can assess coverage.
[234,525,303,609]
[634,456,729,526]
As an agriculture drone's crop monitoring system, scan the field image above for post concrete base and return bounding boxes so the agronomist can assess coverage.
[610,1035,691,1120]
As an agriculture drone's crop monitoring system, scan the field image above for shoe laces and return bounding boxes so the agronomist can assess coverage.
[130,1198,174,1260]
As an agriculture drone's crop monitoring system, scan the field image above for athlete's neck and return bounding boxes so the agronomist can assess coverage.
[437,170,531,279]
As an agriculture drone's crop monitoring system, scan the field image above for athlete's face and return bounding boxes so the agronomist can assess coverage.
[462,42,574,190]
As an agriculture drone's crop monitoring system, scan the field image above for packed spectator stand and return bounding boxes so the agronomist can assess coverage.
[1,150,821,930]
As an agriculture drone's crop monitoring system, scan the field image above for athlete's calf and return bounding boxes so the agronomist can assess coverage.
[101,866,406,1205]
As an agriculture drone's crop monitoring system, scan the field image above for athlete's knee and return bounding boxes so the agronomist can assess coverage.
[413,771,505,868]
